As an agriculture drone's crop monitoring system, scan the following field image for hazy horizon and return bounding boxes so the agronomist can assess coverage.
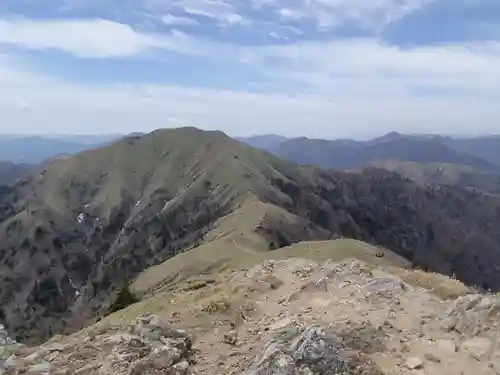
[0,129,499,142]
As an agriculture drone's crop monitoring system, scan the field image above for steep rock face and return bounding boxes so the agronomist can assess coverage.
[0,175,233,343]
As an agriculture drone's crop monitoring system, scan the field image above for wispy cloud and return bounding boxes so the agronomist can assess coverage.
[172,0,248,26]
[1,62,498,138]
[1,20,500,137]
[2,16,500,94]
[161,14,199,26]
[278,8,306,20]
[271,0,437,30]
[0,18,194,58]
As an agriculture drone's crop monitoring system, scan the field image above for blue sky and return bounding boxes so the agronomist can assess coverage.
[0,0,500,138]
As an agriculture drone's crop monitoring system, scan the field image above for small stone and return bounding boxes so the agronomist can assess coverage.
[171,359,190,374]
[223,330,238,346]
[436,339,457,354]
[411,371,428,375]
[424,353,441,363]
[461,337,492,361]
[405,357,424,370]
[28,361,52,373]
[269,318,293,331]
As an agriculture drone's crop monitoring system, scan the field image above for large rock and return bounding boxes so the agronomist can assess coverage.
[0,315,194,375]
[102,314,193,374]
[240,324,381,375]
[0,325,16,346]
[440,294,500,335]
[364,278,406,300]
[0,324,24,374]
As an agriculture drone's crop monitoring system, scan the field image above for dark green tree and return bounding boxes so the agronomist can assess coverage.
[106,281,138,315]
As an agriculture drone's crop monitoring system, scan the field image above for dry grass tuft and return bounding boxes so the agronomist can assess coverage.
[391,267,471,300]
[200,293,232,314]
[262,274,284,290]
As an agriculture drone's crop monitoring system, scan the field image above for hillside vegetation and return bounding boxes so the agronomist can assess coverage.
[2,127,500,344]
[366,160,500,194]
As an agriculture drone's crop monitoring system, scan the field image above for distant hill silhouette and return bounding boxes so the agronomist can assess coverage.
[0,135,119,164]
[0,162,32,186]
[266,132,500,172]
[237,134,289,151]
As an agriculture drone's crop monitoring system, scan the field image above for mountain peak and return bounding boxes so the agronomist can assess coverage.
[371,131,405,143]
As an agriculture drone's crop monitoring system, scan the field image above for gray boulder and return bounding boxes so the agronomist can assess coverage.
[440,294,500,335]
[240,324,381,375]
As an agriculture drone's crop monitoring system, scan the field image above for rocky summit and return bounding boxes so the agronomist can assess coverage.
[1,258,499,374]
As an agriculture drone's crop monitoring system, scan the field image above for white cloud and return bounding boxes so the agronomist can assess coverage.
[1,34,500,138]
[161,14,199,26]
[275,0,437,31]
[1,2,500,138]
[223,13,245,25]
[278,8,306,20]
[1,75,498,138]
[2,16,500,93]
[174,0,247,26]
[0,18,173,58]
[42,0,438,33]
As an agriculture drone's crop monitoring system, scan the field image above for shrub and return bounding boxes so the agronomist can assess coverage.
[106,281,139,315]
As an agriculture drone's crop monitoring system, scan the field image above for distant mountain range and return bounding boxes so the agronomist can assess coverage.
[238,132,500,194]
[0,135,118,164]
[239,132,500,170]
[1,131,499,190]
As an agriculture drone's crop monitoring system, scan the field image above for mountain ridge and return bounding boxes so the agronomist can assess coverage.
[272,134,500,171]
[238,132,500,193]
[239,132,500,169]
[2,127,500,344]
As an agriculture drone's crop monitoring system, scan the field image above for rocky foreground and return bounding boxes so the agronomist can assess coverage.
[1,259,500,374]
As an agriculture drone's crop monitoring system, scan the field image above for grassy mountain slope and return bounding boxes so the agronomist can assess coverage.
[272,133,499,171]
[0,128,301,342]
[2,127,500,344]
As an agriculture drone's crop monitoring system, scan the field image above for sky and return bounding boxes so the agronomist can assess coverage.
[1,0,500,138]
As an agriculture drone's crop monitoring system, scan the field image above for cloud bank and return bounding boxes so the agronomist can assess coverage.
[0,0,499,137]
